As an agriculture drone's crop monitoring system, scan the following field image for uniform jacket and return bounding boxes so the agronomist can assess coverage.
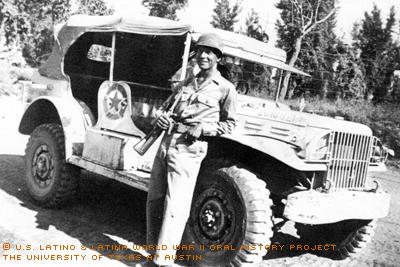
[172,69,237,136]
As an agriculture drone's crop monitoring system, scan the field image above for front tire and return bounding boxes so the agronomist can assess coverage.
[183,160,273,266]
[295,219,376,259]
[25,123,80,208]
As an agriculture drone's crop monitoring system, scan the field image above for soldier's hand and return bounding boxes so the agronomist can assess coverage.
[156,114,173,130]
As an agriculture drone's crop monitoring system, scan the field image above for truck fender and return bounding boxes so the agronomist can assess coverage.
[221,133,327,171]
[18,97,88,158]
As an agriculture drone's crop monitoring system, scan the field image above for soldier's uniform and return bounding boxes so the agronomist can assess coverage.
[146,45,237,265]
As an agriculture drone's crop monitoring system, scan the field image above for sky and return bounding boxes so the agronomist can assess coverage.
[106,0,400,44]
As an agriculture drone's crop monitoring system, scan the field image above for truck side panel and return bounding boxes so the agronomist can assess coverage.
[221,134,327,172]
[19,97,88,158]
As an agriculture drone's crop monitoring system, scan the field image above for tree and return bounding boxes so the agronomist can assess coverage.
[1,0,29,47]
[142,0,187,21]
[244,9,268,42]
[276,0,338,100]
[23,0,72,66]
[50,1,71,23]
[239,9,272,96]
[211,0,242,31]
[352,5,397,102]
[296,0,338,99]
[332,43,366,99]
[392,71,400,102]
[76,0,114,16]
[1,0,72,66]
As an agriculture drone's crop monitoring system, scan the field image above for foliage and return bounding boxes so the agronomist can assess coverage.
[1,0,115,67]
[330,42,366,99]
[295,11,337,99]
[23,0,72,66]
[142,0,187,20]
[76,0,115,16]
[244,9,268,42]
[0,58,33,98]
[276,0,338,99]
[223,58,275,97]
[211,0,242,31]
[1,0,72,66]
[211,0,272,98]
[286,97,400,158]
[391,73,400,102]
[1,0,29,46]
[352,5,399,102]
[230,9,271,97]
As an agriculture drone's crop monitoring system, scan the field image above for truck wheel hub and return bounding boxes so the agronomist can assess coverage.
[32,145,53,186]
[194,188,235,244]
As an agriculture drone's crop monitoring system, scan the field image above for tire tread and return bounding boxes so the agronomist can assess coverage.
[25,123,79,208]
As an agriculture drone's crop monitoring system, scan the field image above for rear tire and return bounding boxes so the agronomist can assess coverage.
[25,123,80,208]
[295,219,376,259]
[182,160,273,266]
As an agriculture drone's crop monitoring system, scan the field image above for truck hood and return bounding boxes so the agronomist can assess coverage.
[237,95,372,136]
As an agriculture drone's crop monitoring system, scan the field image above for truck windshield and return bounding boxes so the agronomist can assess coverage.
[220,56,281,100]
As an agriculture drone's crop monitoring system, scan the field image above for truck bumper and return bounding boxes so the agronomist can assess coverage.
[283,190,390,224]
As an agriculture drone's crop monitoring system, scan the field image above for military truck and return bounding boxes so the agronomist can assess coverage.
[18,15,391,266]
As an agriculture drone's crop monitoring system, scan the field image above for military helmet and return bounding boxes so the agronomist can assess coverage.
[196,33,224,58]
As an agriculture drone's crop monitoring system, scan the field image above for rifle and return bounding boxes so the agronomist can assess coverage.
[133,86,185,155]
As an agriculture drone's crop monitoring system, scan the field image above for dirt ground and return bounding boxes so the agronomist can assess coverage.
[0,96,399,267]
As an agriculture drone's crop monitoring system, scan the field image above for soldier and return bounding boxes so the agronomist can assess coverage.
[146,32,238,266]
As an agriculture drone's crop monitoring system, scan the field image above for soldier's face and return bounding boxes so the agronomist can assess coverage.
[196,46,220,71]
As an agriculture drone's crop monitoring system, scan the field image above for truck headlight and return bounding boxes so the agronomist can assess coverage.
[370,137,394,165]
[297,132,331,161]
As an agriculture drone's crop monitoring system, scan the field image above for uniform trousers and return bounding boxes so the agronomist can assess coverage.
[146,132,208,265]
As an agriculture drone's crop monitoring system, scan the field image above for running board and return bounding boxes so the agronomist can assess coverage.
[68,156,150,192]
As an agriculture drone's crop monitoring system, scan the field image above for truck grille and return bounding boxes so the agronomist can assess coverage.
[326,132,373,190]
